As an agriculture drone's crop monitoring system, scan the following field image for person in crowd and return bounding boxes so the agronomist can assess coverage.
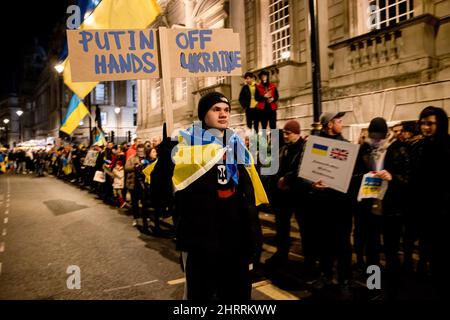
[125,144,150,232]
[153,91,267,300]
[392,123,403,141]
[255,70,279,130]
[15,148,27,174]
[352,117,410,299]
[126,137,142,161]
[305,112,353,297]
[266,120,307,267]
[410,106,450,298]
[239,72,259,132]
[110,160,126,208]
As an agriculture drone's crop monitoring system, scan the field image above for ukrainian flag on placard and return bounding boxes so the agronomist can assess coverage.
[311,143,329,156]
[60,95,89,135]
[63,0,162,98]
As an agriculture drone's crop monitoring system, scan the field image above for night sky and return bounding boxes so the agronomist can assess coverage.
[0,1,69,97]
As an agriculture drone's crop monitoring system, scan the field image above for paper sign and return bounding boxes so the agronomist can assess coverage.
[298,135,360,193]
[165,29,242,78]
[357,172,388,202]
[67,29,160,82]
[83,150,99,167]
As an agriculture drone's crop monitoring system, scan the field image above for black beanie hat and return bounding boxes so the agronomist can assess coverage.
[197,92,231,122]
[368,117,388,139]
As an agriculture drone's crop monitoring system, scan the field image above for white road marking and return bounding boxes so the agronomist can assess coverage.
[5,204,9,208]
[0,242,5,253]
[5,210,8,215]
[255,283,300,300]
[167,278,185,285]
[3,218,8,224]
[103,280,158,293]
[2,229,6,236]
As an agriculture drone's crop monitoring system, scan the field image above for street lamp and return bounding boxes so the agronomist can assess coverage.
[54,62,65,74]
[114,107,121,144]
[16,110,23,142]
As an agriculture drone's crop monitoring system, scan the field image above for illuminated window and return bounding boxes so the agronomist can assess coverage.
[369,0,413,29]
[269,0,291,64]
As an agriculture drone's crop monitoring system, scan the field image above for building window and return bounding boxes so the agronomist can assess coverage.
[269,0,291,64]
[133,113,137,126]
[95,83,108,104]
[369,0,413,29]
[100,111,107,126]
[181,78,187,101]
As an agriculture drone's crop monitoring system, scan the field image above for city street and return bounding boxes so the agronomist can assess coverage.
[0,174,302,300]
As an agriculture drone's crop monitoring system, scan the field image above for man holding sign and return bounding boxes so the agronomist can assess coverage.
[352,117,410,299]
[301,112,354,297]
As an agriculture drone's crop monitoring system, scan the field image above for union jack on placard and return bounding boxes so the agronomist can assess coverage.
[330,148,348,161]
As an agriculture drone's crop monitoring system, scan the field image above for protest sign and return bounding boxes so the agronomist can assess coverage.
[298,135,360,193]
[162,28,242,78]
[357,172,388,201]
[67,29,160,82]
[83,150,99,167]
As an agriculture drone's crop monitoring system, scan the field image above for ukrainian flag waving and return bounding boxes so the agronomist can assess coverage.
[172,124,269,206]
[60,94,89,135]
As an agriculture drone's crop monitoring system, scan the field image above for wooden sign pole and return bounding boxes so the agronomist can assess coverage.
[158,27,174,135]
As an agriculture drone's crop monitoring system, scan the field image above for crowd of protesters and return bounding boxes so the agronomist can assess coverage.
[0,137,168,237]
[0,85,448,301]
[263,107,449,301]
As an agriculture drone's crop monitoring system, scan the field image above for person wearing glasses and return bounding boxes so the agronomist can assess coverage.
[410,106,450,299]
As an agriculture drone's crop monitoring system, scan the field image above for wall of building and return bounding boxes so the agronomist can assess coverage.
[135,0,450,141]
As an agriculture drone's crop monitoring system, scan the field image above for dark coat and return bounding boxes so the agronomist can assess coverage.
[410,135,450,218]
[174,163,261,262]
[238,85,252,110]
[352,139,410,216]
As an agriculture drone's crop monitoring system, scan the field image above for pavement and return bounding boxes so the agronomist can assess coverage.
[0,173,440,301]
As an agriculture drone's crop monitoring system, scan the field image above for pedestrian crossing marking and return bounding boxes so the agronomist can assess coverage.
[0,242,4,253]
[255,283,300,300]
[2,229,6,236]
[168,278,185,285]
[103,279,158,293]
[5,210,8,216]
[3,218,8,224]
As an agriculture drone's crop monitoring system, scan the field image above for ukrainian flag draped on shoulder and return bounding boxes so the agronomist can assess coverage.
[60,94,89,135]
[63,0,161,99]
[172,124,269,206]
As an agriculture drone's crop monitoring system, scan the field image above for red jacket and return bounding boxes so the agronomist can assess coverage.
[126,144,137,162]
[255,82,279,111]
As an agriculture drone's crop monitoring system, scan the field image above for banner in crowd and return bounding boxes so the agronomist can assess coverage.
[67,29,160,82]
[164,29,242,78]
[67,28,241,81]
[298,135,360,193]
[83,150,99,167]
[357,172,388,201]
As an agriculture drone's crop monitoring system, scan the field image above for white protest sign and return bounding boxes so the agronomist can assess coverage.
[357,172,388,201]
[298,135,360,193]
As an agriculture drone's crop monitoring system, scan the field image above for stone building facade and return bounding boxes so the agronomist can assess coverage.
[136,0,450,141]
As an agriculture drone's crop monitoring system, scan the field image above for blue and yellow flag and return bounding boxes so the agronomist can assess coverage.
[172,125,269,206]
[93,127,107,146]
[63,0,162,98]
[143,160,158,184]
[60,95,89,135]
